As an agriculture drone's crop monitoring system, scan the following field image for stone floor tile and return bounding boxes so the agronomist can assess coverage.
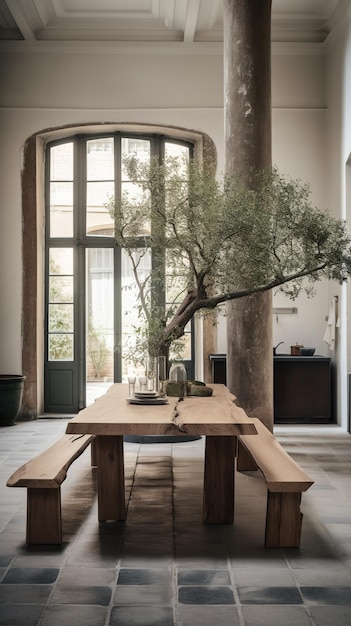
[237,586,303,604]
[177,605,241,626]
[120,553,174,568]
[0,604,45,626]
[300,586,351,604]
[178,585,235,604]
[2,567,59,584]
[114,584,174,605]
[50,584,112,605]
[57,566,116,586]
[110,605,174,626]
[117,568,172,585]
[0,583,52,604]
[178,569,231,585]
[39,605,108,626]
[241,605,313,626]
[0,554,14,567]
[309,605,351,626]
[293,568,351,586]
[232,568,296,587]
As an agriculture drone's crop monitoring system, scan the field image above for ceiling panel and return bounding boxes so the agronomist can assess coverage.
[0,0,346,44]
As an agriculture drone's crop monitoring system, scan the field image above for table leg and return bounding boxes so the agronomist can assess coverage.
[203,436,236,524]
[96,435,125,522]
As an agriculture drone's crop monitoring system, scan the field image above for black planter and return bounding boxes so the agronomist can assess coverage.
[0,375,26,426]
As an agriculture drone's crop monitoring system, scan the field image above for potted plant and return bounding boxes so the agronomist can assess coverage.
[0,375,26,426]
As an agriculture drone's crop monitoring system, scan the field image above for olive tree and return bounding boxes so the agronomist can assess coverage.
[109,155,351,363]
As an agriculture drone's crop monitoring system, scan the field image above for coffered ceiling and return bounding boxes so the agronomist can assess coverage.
[0,0,345,45]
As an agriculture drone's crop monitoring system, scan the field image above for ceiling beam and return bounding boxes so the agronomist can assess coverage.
[5,0,36,40]
[183,0,201,42]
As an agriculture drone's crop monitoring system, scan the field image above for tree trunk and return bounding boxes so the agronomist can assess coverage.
[224,0,273,430]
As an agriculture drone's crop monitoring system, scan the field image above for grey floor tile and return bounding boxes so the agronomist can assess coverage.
[117,568,172,585]
[237,586,303,604]
[110,605,174,626]
[241,605,313,626]
[0,584,52,604]
[114,584,174,605]
[293,568,351,586]
[2,567,59,584]
[178,585,235,604]
[301,586,351,604]
[233,568,296,587]
[0,554,15,567]
[39,605,108,626]
[178,605,241,626]
[309,605,351,626]
[178,569,231,585]
[58,566,116,586]
[0,605,45,626]
[50,585,112,605]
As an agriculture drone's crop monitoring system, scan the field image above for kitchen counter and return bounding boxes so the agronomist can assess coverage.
[209,353,332,423]
[273,354,329,362]
[274,355,332,423]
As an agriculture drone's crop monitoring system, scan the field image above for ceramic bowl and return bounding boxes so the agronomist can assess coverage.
[299,347,315,356]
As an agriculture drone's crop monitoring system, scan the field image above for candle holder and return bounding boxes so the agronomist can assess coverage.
[127,375,136,398]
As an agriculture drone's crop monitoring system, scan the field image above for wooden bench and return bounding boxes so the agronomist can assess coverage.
[237,418,314,548]
[7,433,95,545]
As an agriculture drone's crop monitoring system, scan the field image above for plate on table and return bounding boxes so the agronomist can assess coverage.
[127,396,168,405]
[134,391,158,399]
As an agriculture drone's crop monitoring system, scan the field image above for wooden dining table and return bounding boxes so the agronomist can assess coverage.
[65,383,257,525]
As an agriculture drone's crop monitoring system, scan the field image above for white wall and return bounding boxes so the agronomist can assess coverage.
[325,5,351,428]
[0,37,345,420]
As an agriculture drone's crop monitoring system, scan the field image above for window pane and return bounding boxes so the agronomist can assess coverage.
[86,248,114,383]
[121,138,150,179]
[86,181,115,236]
[49,248,73,275]
[165,142,189,177]
[48,248,74,362]
[121,248,151,378]
[120,182,151,236]
[49,334,74,361]
[50,182,73,237]
[50,143,73,181]
[49,276,73,303]
[49,304,73,332]
[87,138,114,180]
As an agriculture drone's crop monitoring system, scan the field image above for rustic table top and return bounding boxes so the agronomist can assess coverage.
[65,383,257,437]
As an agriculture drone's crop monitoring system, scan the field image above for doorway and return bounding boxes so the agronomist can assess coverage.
[44,132,194,413]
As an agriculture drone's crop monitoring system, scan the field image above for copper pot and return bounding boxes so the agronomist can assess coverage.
[291,344,303,356]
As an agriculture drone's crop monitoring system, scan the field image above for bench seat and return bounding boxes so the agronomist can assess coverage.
[237,418,314,548]
[7,433,95,545]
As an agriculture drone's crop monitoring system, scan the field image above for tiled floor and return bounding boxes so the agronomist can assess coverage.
[0,418,351,626]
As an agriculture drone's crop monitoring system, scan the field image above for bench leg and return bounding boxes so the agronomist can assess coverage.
[27,487,62,545]
[91,437,98,467]
[203,436,236,524]
[96,435,125,522]
[265,491,303,548]
[236,439,258,472]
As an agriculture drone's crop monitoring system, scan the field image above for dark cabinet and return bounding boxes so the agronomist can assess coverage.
[274,356,331,423]
[209,354,227,385]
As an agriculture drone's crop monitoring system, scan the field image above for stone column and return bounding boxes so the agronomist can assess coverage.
[224,0,273,430]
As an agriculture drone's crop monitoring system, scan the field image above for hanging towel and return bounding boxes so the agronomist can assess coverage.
[323,299,336,350]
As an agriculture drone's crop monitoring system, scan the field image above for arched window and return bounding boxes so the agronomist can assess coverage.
[45,133,194,412]
[21,124,216,417]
